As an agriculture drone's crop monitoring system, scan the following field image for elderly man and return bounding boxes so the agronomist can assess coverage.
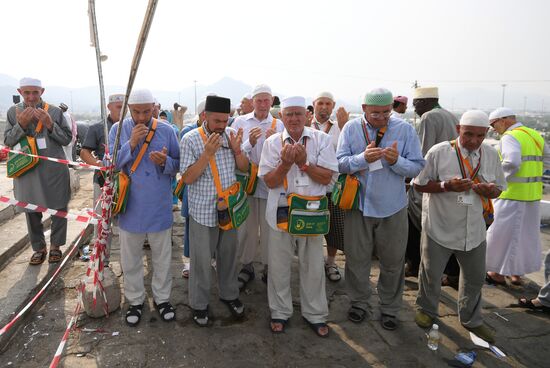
[414,110,506,343]
[406,87,459,282]
[486,108,550,286]
[337,88,425,330]
[80,93,124,265]
[232,84,284,289]
[240,93,254,115]
[311,91,349,282]
[392,95,408,118]
[109,89,180,327]
[259,96,338,337]
[4,77,73,265]
[180,95,249,327]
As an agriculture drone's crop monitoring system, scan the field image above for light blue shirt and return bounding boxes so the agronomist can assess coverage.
[337,115,425,218]
[109,117,180,233]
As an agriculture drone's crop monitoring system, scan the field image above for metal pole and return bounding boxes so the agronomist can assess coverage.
[501,84,507,106]
[523,96,527,117]
[194,80,198,115]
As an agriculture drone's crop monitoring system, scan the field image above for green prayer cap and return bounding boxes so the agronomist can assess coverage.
[363,88,393,106]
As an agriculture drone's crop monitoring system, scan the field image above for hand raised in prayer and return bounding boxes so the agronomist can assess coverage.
[33,107,53,131]
[150,146,168,167]
[16,107,35,129]
[265,128,276,139]
[294,143,308,167]
[249,127,263,147]
[363,141,384,163]
[336,107,349,129]
[130,124,150,151]
[445,178,473,192]
[383,141,399,165]
[229,128,243,154]
[281,144,295,169]
[472,182,498,198]
[204,132,222,157]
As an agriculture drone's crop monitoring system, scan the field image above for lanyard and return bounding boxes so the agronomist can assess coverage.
[313,119,332,134]
[452,140,482,181]
[361,115,386,146]
[280,134,308,191]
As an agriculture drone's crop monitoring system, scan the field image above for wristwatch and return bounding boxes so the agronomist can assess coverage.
[440,181,446,192]
[299,160,310,171]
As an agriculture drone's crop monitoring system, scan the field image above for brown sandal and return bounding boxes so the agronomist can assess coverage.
[29,250,47,265]
[48,249,63,263]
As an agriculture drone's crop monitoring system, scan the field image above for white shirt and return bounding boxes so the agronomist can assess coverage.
[311,118,341,190]
[232,112,284,199]
[259,127,339,231]
[414,139,506,251]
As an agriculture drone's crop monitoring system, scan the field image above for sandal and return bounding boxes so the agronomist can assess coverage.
[155,301,176,322]
[220,298,245,319]
[348,306,367,323]
[325,264,342,282]
[29,250,47,265]
[509,276,523,286]
[270,318,287,334]
[303,317,329,338]
[193,308,209,327]
[381,314,398,330]
[48,249,63,263]
[181,264,190,279]
[485,273,506,286]
[237,267,255,290]
[125,304,144,327]
[518,297,550,313]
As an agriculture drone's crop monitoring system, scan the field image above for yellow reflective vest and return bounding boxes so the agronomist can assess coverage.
[499,126,544,201]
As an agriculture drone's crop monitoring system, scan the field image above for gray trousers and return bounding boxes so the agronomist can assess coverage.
[416,234,486,328]
[189,216,239,310]
[538,251,550,307]
[237,197,269,266]
[267,227,328,323]
[26,208,67,251]
[345,208,408,316]
[119,228,172,305]
[93,182,112,264]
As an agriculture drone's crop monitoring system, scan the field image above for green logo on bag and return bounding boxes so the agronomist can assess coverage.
[295,219,305,230]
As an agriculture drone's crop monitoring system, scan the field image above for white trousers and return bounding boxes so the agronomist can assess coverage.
[267,227,328,323]
[119,228,172,305]
[237,197,269,266]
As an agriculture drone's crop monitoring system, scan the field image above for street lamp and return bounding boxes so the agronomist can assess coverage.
[501,84,507,106]
[194,80,198,115]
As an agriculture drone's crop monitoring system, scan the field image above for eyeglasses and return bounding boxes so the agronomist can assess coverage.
[369,111,392,119]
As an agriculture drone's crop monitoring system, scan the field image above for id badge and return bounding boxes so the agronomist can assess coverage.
[457,193,474,206]
[295,173,310,187]
[369,159,383,172]
[37,138,47,149]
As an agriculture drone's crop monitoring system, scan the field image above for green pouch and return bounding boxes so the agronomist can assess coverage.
[331,173,360,210]
[173,176,186,200]
[7,136,40,178]
[287,194,329,236]
[227,188,250,229]
[235,163,259,195]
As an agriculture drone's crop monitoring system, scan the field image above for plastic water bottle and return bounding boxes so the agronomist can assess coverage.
[427,324,440,351]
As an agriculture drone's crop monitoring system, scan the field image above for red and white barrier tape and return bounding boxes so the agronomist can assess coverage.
[0,196,98,225]
[0,224,89,337]
[0,145,110,171]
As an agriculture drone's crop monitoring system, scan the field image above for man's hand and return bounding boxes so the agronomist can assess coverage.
[229,128,243,153]
[383,141,399,165]
[363,141,383,163]
[33,108,53,131]
[130,124,150,150]
[472,182,498,198]
[249,127,263,147]
[445,178,473,192]
[294,143,307,167]
[204,132,222,157]
[16,107,35,129]
[336,107,349,128]
[150,146,168,166]
[281,144,295,169]
[265,128,276,139]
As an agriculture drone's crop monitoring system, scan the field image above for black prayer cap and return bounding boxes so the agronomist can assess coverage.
[205,95,231,113]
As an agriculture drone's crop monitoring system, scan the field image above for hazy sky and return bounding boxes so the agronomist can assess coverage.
[1,0,549,110]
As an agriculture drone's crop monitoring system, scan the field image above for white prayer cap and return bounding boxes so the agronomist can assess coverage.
[19,77,42,88]
[108,94,125,104]
[197,99,207,115]
[154,98,160,107]
[252,84,272,97]
[459,110,489,128]
[489,107,515,121]
[128,89,155,104]
[281,96,306,109]
[241,93,252,101]
[314,91,335,102]
[413,87,438,99]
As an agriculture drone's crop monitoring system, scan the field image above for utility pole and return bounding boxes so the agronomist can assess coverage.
[412,80,418,126]
[523,96,527,117]
[193,80,198,115]
[501,84,507,106]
